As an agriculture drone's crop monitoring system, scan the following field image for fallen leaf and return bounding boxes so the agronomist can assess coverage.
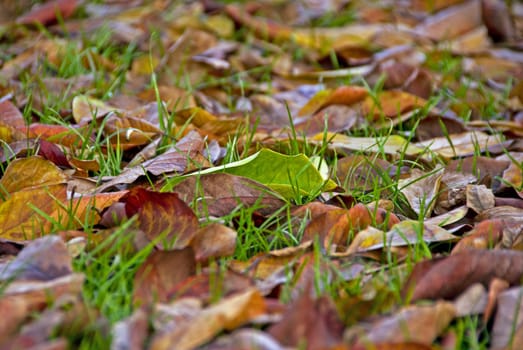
[193,148,337,199]
[414,0,483,40]
[0,184,67,242]
[0,156,67,195]
[124,187,199,249]
[133,248,196,305]
[452,219,504,253]
[404,250,523,302]
[399,166,444,217]
[16,0,78,25]
[362,90,428,121]
[347,220,458,253]
[150,288,266,350]
[491,286,523,349]
[0,236,72,281]
[268,291,344,349]
[355,301,456,345]
[173,173,286,217]
[190,223,237,263]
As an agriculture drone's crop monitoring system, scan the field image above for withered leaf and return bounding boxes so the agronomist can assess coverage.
[355,301,456,346]
[404,250,523,302]
[124,187,199,249]
[174,173,286,217]
[268,292,344,350]
[133,248,196,305]
[0,236,72,281]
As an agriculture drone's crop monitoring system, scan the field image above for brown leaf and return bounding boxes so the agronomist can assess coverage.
[171,268,254,301]
[355,301,456,346]
[451,219,503,253]
[16,0,78,25]
[150,289,266,350]
[0,100,27,142]
[484,278,509,322]
[404,250,523,302]
[174,173,286,217]
[141,130,206,176]
[295,105,363,136]
[336,155,393,192]
[28,123,86,149]
[298,86,368,116]
[481,0,516,42]
[348,220,457,254]
[416,114,467,141]
[37,140,70,168]
[124,187,199,249]
[399,167,444,217]
[466,184,495,214]
[200,329,284,350]
[362,90,428,121]
[191,223,237,263]
[0,273,84,343]
[112,308,149,350]
[133,248,196,305]
[0,236,72,281]
[268,292,344,350]
[491,286,523,349]
[414,0,483,40]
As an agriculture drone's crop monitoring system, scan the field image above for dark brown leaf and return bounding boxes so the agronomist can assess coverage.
[404,250,523,302]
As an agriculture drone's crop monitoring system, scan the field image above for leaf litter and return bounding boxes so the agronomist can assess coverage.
[0,0,523,348]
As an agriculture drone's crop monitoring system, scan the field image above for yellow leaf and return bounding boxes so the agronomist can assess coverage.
[0,156,67,195]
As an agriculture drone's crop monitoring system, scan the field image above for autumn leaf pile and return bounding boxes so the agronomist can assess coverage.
[1,0,523,349]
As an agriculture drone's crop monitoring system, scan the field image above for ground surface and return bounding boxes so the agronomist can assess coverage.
[1,0,523,349]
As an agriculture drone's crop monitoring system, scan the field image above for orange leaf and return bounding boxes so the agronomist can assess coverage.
[362,90,427,120]
[298,86,368,116]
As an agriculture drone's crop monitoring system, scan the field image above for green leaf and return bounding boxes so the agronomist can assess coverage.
[194,149,337,200]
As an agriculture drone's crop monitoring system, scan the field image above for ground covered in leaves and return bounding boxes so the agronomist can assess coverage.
[1,0,523,349]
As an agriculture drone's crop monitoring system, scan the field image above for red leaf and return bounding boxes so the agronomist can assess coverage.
[16,0,78,26]
[124,187,199,249]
